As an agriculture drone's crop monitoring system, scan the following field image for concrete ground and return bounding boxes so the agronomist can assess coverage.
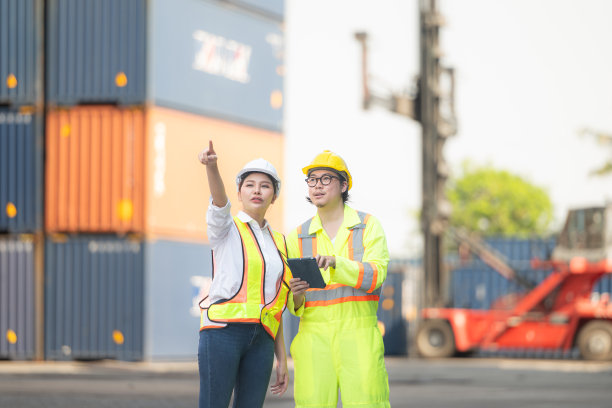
[1,357,612,407]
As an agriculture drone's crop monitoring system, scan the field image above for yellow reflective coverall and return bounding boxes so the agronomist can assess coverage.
[287,205,390,408]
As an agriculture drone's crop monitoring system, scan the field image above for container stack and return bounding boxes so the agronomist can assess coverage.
[0,0,44,361]
[8,0,286,362]
[41,0,285,361]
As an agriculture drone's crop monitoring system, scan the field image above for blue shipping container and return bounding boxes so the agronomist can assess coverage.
[0,108,43,232]
[151,0,284,131]
[45,235,144,361]
[45,0,284,131]
[226,0,284,21]
[0,235,36,360]
[0,0,43,106]
[45,0,147,106]
[449,237,593,310]
[377,265,407,355]
[144,238,212,360]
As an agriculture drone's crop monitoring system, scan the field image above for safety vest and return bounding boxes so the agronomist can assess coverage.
[296,211,382,308]
[201,216,290,339]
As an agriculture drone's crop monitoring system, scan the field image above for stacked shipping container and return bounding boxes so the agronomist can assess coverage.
[40,0,285,361]
[0,0,43,360]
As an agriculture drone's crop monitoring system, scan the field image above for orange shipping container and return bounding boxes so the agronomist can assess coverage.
[45,106,145,232]
[144,106,284,241]
[45,106,284,239]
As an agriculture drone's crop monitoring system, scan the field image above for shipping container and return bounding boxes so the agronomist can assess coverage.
[150,0,284,131]
[45,0,284,132]
[0,107,43,232]
[0,0,43,106]
[377,263,407,355]
[45,0,147,106]
[225,0,284,21]
[45,106,146,233]
[0,235,36,360]
[44,234,213,361]
[144,238,212,359]
[45,105,284,237]
[450,237,567,310]
[45,234,144,361]
[144,106,285,240]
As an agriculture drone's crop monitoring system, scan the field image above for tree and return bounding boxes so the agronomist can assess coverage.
[447,163,553,237]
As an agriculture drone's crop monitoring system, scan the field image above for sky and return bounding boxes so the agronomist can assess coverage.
[283,0,612,257]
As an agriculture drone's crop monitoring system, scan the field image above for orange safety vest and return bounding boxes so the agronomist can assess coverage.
[200,216,290,339]
[296,211,381,308]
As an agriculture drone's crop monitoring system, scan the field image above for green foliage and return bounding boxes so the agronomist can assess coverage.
[447,163,553,237]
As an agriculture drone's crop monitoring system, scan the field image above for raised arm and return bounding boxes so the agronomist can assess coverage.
[198,140,228,207]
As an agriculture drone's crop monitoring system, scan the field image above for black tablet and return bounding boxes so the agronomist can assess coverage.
[287,257,326,289]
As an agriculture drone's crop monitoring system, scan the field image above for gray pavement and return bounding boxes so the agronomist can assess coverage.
[1,357,612,407]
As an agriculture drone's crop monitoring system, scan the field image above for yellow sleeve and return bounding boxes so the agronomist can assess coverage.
[331,215,389,293]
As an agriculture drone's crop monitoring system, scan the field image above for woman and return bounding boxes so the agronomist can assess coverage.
[197,140,290,408]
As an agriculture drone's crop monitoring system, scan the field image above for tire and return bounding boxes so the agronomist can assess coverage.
[416,319,456,358]
[577,320,612,361]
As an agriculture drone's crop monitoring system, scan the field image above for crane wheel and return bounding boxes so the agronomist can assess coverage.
[577,320,612,361]
[416,319,456,358]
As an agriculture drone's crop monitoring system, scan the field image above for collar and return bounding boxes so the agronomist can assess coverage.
[308,205,361,235]
[237,210,270,230]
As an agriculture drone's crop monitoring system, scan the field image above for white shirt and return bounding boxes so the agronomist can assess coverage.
[202,199,284,320]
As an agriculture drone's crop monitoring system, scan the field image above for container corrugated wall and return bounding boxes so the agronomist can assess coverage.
[45,234,144,361]
[45,0,146,105]
[450,238,561,309]
[378,263,407,355]
[144,238,212,359]
[0,235,35,360]
[151,0,284,131]
[45,106,145,233]
[0,108,43,232]
[144,106,285,239]
[0,0,43,106]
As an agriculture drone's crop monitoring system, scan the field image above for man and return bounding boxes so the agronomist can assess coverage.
[287,150,390,408]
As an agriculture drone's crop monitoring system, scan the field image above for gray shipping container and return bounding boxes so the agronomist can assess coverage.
[144,238,212,360]
[0,235,36,360]
[45,235,144,361]
[45,0,147,106]
[45,0,284,131]
[0,108,43,233]
[0,0,43,106]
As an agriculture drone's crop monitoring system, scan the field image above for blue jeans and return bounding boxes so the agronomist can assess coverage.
[198,323,274,408]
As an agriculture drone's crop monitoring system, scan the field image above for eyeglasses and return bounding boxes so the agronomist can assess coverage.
[305,174,340,187]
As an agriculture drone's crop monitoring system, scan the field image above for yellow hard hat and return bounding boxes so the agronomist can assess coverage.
[302,150,352,190]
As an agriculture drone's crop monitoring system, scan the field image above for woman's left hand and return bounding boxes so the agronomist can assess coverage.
[270,359,289,396]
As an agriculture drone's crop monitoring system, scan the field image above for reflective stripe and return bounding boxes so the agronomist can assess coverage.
[305,285,381,303]
[298,219,316,257]
[305,295,379,308]
[358,262,379,293]
[348,211,369,262]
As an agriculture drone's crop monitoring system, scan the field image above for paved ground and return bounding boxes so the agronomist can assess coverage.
[1,357,612,407]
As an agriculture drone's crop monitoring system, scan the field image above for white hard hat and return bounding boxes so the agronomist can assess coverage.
[235,158,281,197]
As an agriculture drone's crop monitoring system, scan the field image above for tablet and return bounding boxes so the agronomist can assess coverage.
[287,257,326,289]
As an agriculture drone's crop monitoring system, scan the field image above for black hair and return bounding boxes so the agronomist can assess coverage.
[239,171,278,196]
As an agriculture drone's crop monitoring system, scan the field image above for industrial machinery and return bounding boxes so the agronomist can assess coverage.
[416,204,612,361]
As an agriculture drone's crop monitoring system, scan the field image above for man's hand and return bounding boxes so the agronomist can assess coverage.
[316,254,336,270]
[198,140,218,165]
[289,278,309,311]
